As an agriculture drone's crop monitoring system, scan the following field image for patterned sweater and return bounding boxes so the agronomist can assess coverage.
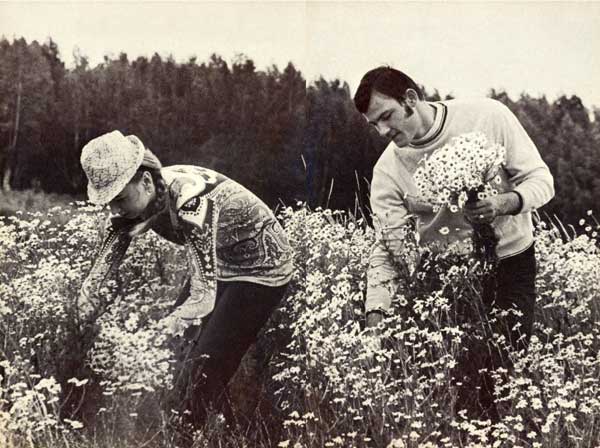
[81,165,293,326]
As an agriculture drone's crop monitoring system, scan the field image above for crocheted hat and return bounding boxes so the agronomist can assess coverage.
[81,130,146,205]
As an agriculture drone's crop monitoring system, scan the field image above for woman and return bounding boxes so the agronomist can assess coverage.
[79,130,293,423]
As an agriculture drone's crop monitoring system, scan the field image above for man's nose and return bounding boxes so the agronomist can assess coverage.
[375,122,389,136]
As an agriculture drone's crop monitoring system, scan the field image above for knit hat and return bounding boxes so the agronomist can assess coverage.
[81,130,146,205]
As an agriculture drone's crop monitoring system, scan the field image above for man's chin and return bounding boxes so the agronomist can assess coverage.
[392,135,408,147]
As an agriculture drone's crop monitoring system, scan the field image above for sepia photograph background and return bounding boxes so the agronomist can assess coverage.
[1,2,600,447]
[1,1,599,220]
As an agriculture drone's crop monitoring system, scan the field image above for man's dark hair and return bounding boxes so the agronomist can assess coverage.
[353,66,424,113]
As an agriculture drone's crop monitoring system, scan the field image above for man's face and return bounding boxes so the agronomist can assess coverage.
[364,90,419,147]
[109,174,154,219]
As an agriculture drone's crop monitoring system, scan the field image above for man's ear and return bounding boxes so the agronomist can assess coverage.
[405,88,419,107]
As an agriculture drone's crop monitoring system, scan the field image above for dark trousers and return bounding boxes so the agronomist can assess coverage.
[457,243,537,420]
[484,243,537,352]
[176,280,288,425]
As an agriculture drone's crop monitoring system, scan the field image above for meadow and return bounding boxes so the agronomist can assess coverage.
[0,192,599,448]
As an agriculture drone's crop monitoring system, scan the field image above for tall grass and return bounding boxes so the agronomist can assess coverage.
[0,200,598,447]
[0,189,82,213]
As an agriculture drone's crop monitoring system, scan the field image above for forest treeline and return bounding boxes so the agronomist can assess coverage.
[1,37,598,222]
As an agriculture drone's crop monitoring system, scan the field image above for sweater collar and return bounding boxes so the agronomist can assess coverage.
[409,102,447,148]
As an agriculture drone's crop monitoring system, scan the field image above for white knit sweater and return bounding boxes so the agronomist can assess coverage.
[367,98,554,313]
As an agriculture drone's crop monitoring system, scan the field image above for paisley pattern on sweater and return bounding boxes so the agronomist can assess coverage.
[212,180,292,279]
[166,165,225,206]
[82,165,293,327]
[162,166,293,284]
[174,195,219,326]
[180,197,217,286]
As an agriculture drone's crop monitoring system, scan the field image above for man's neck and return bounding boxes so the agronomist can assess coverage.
[414,102,437,140]
[409,102,444,147]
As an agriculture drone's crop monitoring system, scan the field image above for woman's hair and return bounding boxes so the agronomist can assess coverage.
[131,167,169,219]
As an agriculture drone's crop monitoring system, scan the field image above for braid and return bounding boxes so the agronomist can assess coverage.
[152,171,168,213]
[131,167,169,218]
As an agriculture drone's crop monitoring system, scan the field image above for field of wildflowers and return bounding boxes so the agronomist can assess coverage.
[0,200,599,447]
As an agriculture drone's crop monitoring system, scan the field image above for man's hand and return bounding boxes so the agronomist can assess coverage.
[362,310,386,353]
[365,310,385,329]
[464,192,521,224]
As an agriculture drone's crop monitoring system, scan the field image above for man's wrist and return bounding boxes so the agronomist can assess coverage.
[497,191,523,216]
[510,190,524,215]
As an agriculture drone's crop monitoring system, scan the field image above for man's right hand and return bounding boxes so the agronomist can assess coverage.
[366,310,385,328]
[362,310,386,353]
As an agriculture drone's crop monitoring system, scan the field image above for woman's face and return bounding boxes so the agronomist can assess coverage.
[109,172,155,219]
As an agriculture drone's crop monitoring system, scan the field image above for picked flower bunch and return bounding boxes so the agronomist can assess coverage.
[413,132,507,263]
[413,132,506,213]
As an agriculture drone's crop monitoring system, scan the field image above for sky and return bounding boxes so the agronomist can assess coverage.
[2,1,600,108]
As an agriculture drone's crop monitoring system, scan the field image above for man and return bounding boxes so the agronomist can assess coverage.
[353,66,554,418]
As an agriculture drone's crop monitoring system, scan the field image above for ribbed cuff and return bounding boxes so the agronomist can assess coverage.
[366,308,390,317]
[511,190,524,215]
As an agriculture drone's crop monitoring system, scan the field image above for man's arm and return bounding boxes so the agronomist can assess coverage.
[497,102,554,210]
[465,102,555,223]
[366,168,413,328]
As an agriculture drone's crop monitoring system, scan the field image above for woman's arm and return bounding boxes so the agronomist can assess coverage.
[161,194,218,335]
[79,217,133,323]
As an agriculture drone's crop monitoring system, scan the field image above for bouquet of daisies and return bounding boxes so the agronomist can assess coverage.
[413,132,506,262]
[414,132,506,212]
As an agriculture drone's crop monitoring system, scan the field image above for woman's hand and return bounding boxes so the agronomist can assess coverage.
[161,315,187,337]
[77,283,96,325]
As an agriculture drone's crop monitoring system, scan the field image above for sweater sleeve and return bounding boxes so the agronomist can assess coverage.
[493,102,555,213]
[366,167,413,314]
[79,217,132,321]
[166,195,218,332]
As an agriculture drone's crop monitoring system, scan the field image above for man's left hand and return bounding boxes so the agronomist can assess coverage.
[464,192,521,224]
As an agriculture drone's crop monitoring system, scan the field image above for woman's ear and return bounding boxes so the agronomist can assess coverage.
[142,171,155,193]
